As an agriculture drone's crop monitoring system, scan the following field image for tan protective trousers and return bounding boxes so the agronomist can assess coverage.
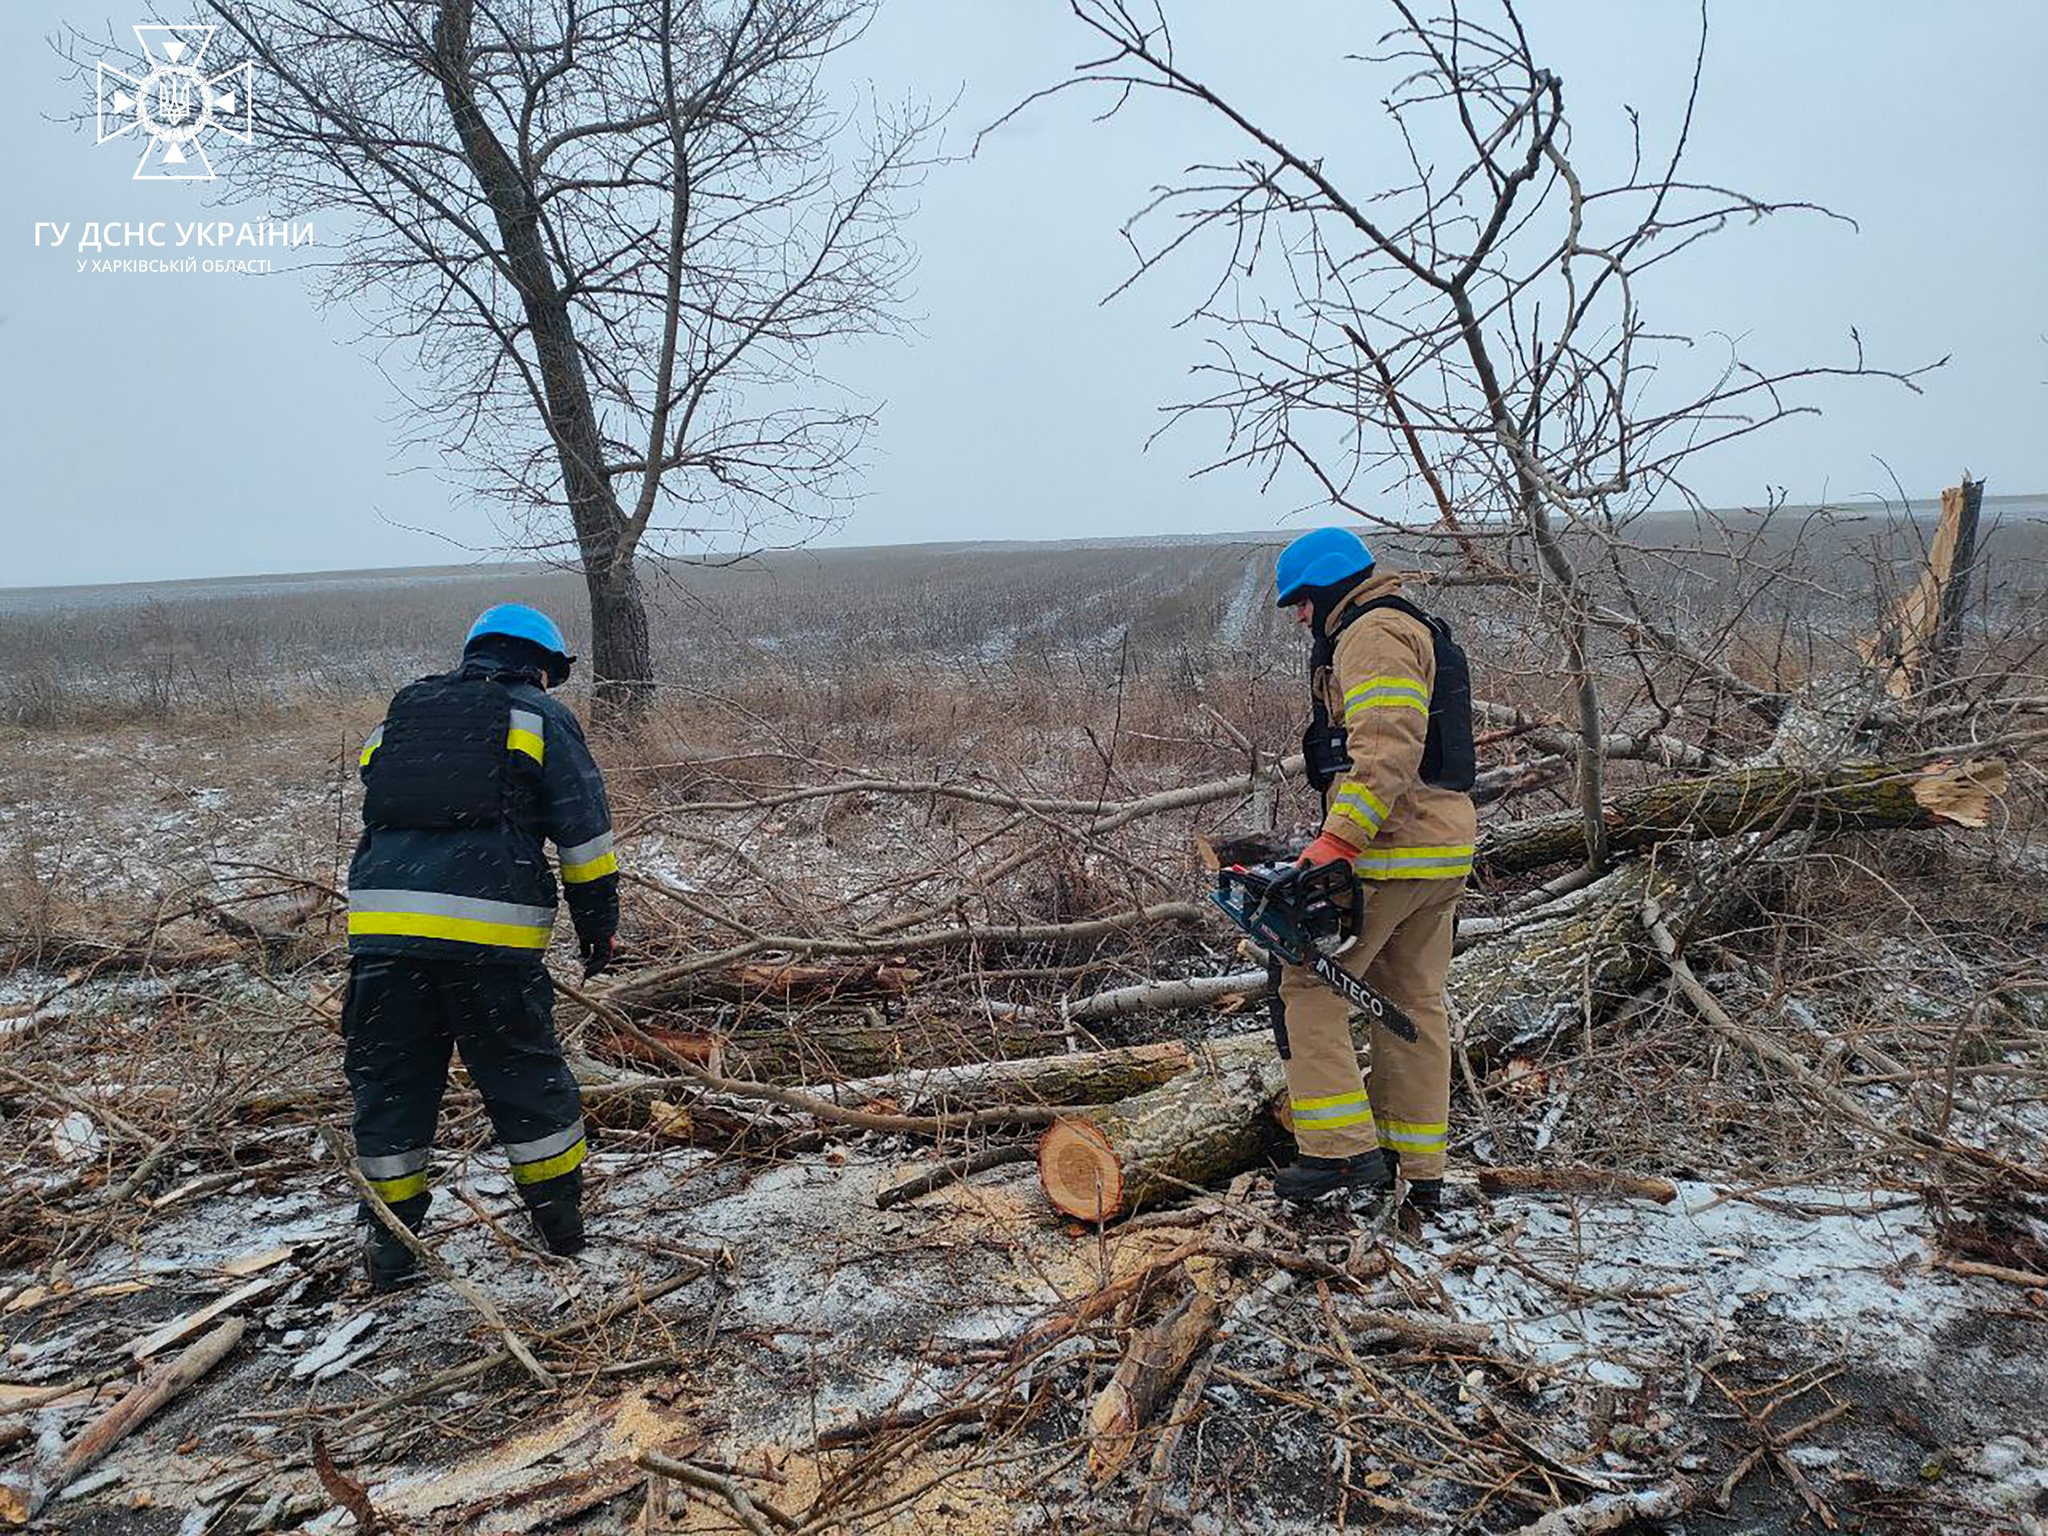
[1277,876,1461,1177]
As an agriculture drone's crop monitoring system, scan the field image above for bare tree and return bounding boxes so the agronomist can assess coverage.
[64,1,933,712]
[1010,0,1939,865]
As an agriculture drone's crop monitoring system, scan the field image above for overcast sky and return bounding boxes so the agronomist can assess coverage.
[3,1,2043,589]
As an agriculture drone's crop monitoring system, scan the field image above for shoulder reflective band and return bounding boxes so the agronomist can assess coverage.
[557,830,617,884]
[1343,676,1429,719]
[347,889,554,949]
[359,723,385,767]
[508,708,545,765]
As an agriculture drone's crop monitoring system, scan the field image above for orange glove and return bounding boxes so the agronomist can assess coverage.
[1297,831,1360,869]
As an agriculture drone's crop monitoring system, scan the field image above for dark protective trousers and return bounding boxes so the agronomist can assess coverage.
[341,955,587,1210]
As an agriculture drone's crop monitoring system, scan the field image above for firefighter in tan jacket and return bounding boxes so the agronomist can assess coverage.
[1270,527,1477,1212]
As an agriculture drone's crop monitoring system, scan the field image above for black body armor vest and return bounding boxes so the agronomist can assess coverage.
[362,675,517,831]
[1302,595,1477,795]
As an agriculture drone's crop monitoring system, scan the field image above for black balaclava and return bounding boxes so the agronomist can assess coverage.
[1298,567,1376,656]
[461,633,563,689]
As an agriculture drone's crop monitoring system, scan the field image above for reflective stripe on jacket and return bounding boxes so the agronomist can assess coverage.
[1315,571,1478,881]
[347,661,619,964]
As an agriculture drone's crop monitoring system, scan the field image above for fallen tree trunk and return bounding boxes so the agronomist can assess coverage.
[832,1040,1198,1116]
[584,903,1212,1026]
[1477,759,2003,878]
[1073,757,2001,1027]
[589,1009,1062,1083]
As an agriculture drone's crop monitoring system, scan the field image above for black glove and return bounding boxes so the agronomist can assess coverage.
[578,932,615,981]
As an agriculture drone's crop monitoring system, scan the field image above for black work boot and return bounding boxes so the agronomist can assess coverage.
[1383,1149,1445,1217]
[360,1193,431,1293]
[1273,1149,1393,1206]
[521,1168,586,1256]
[1403,1178,1444,1215]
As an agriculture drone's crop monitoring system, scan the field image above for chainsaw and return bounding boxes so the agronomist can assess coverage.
[1210,859,1420,1053]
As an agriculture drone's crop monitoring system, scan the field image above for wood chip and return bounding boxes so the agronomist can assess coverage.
[127,1276,282,1362]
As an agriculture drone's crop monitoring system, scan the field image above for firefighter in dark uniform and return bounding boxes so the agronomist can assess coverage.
[345,604,619,1289]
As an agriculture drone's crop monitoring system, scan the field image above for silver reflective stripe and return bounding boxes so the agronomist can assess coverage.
[362,724,385,750]
[348,889,556,927]
[556,830,613,867]
[1331,787,1386,829]
[509,708,545,737]
[1355,854,1472,871]
[504,1119,585,1165]
[1379,1126,1447,1148]
[359,1147,430,1179]
[1293,1098,1372,1125]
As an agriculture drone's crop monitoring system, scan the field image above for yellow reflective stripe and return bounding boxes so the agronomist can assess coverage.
[1345,675,1427,699]
[561,849,618,884]
[1343,676,1428,718]
[367,1171,428,1202]
[1354,844,1475,877]
[509,1136,587,1185]
[1293,1090,1369,1112]
[1299,1106,1377,1129]
[1291,1091,1376,1130]
[1329,784,1390,838]
[507,727,545,764]
[1378,1117,1448,1148]
[347,911,552,949]
[1331,804,1377,838]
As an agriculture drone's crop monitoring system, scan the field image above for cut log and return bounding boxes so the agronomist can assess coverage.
[1477,760,2004,878]
[1086,1262,1228,1481]
[1039,1037,1283,1222]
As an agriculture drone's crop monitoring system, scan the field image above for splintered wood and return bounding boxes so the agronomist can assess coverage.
[1864,476,1986,697]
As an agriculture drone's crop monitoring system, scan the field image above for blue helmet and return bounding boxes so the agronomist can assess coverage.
[466,604,574,664]
[1274,527,1374,606]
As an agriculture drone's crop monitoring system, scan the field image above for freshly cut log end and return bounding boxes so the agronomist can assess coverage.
[1040,1119,1125,1223]
[1036,1038,1281,1221]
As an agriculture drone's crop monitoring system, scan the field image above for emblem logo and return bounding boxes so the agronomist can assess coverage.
[96,24,254,181]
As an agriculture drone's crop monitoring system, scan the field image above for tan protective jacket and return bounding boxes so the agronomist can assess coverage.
[1313,570,1478,881]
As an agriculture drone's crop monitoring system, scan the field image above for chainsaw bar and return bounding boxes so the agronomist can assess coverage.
[1304,949,1419,1044]
[1211,860,1420,1045]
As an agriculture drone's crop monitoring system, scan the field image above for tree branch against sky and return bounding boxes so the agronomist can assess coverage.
[60,0,936,709]
[1018,0,1941,866]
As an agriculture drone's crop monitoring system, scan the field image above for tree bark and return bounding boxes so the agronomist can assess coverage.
[588,1010,1065,1083]
[1039,1036,1283,1221]
[833,1040,1198,1116]
[432,0,653,712]
[1476,760,2004,879]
